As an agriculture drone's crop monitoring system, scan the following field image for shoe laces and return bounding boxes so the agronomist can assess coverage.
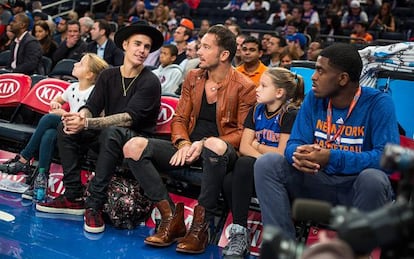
[227,230,249,255]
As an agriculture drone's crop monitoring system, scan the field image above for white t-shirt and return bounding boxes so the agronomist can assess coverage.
[60,82,95,112]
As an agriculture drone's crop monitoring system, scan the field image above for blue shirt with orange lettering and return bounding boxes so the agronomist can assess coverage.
[285,87,400,175]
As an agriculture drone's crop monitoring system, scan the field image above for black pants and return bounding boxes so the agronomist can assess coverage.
[57,124,138,209]
[126,138,238,222]
[223,156,256,228]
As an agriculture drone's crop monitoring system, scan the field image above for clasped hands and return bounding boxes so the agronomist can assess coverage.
[170,140,204,167]
[61,112,87,134]
[292,144,330,175]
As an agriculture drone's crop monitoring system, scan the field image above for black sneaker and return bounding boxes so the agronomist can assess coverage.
[0,156,31,175]
[22,186,34,200]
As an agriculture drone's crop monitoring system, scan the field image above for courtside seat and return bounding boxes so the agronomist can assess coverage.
[0,78,70,153]
[0,73,31,122]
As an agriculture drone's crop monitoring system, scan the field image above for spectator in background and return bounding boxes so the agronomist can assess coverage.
[67,10,79,21]
[266,4,287,30]
[87,19,124,66]
[11,0,33,31]
[167,8,178,32]
[260,33,272,59]
[152,44,183,95]
[236,36,267,87]
[79,16,94,43]
[246,0,268,25]
[341,0,368,31]
[369,2,395,32]
[33,20,58,59]
[306,41,322,61]
[222,0,244,11]
[0,24,14,52]
[302,0,320,31]
[350,21,373,44]
[128,0,146,20]
[0,1,12,36]
[153,3,169,26]
[286,32,307,60]
[228,24,241,36]
[264,34,287,67]
[321,12,343,43]
[325,0,344,17]
[200,19,210,32]
[241,0,254,11]
[172,19,193,69]
[286,7,307,33]
[106,0,122,21]
[6,13,42,75]
[183,39,200,79]
[31,1,51,22]
[279,48,299,68]
[53,20,87,65]
[53,16,69,45]
[171,0,190,20]
[232,33,247,67]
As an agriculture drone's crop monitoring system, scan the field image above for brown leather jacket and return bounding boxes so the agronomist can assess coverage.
[171,68,256,149]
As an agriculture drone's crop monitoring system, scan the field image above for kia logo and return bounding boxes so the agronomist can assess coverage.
[157,102,175,126]
[35,84,66,106]
[0,79,19,98]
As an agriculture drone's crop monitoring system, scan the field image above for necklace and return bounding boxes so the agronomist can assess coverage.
[121,66,142,96]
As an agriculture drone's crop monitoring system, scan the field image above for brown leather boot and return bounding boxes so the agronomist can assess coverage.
[144,200,186,247]
[176,205,209,254]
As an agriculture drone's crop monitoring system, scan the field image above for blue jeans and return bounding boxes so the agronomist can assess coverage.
[254,153,394,239]
[20,113,61,172]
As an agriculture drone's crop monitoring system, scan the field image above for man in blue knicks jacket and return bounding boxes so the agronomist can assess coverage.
[254,43,400,239]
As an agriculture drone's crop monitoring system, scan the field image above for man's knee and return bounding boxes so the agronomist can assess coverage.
[203,137,227,155]
[123,137,148,161]
[254,153,285,182]
[355,169,391,192]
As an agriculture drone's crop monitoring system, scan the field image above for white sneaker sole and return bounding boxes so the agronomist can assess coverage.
[36,203,85,216]
[84,223,105,234]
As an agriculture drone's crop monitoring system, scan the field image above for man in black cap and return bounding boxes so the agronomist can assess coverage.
[36,21,164,234]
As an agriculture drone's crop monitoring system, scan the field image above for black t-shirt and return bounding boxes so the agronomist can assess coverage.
[189,90,219,141]
[83,66,161,135]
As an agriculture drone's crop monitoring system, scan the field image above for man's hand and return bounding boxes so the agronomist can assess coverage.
[170,144,191,166]
[62,112,85,134]
[292,144,330,174]
[66,35,79,48]
[185,140,203,164]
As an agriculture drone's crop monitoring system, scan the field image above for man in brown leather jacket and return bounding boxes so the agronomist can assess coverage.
[123,25,257,254]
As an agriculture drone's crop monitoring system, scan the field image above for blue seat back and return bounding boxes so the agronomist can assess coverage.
[289,61,316,94]
[376,71,414,138]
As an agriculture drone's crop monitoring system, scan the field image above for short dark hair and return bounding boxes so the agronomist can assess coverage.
[97,19,111,38]
[272,35,287,47]
[319,43,362,82]
[207,25,236,62]
[67,20,80,30]
[162,44,178,57]
[243,36,262,51]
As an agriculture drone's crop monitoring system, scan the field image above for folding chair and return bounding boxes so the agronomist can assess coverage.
[0,73,31,122]
[0,78,70,153]
[48,59,77,81]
